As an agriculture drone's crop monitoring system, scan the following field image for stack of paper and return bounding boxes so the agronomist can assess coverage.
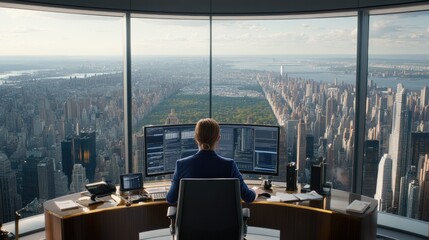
[293,191,323,201]
[275,192,299,202]
[346,200,371,214]
[55,200,79,211]
[261,191,324,202]
[266,196,281,202]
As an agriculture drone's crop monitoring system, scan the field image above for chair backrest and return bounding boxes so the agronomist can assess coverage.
[175,178,243,240]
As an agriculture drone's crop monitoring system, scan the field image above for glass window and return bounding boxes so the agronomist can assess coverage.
[0,7,123,222]
[130,16,210,176]
[212,17,357,184]
[367,10,429,222]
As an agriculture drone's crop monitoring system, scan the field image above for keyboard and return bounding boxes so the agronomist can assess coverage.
[150,191,167,200]
[144,181,170,188]
[145,187,168,200]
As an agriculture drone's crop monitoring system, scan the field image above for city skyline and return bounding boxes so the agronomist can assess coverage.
[0,52,428,223]
[1,3,429,227]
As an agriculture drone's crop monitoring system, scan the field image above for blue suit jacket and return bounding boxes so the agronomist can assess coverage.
[166,150,256,204]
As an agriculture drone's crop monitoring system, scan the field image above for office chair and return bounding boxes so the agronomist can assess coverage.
[167,178,250,240]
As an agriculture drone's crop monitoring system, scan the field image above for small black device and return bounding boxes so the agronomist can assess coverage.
[129,194,149,203]
[85,181,116,200]
[286,162,297,191]
[120,172,143,192]
[263,179,272,190]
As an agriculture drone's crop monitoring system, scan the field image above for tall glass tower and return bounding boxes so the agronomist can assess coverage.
[0,152,21,223]
[375,154,393,212]
[388,84,412,214]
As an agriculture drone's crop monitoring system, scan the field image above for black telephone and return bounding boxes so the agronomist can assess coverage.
[85,181,116,200]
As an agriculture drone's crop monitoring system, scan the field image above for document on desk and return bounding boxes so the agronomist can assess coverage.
[55,200,80,211]
[293,191,323,201]
[275,192,299,202]
[346,200,371,214]
[266,196,281,202]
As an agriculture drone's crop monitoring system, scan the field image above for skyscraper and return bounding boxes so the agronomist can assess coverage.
[61,130,96,187]
[417,154,429,221]
[22,156,41,206]
[69,164,88,193]
[165,109,180,125]
[305,135,314,161]
[410,132,429,167]
[61,138,73,186]
[134,133,145,174]
[109,154,121,184]
[363,140,380,197]
[406,180,419,219]
[305,83,313,98]
[421,86,429,110]
[388,84,412,213]
[375,154,393,212]
[54,170,69,197]
[0,152,21,223]
[74,130,96,182]
[325,96,335,129]
[37,158,55,201]
[280,65,285,77]
[297,119,306,181]
[285,120,298,155]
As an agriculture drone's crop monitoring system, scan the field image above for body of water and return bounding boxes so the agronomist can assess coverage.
[39,72,120,80]
[223,55,428,91]
[0,69,43,80]
[0,55,427,91]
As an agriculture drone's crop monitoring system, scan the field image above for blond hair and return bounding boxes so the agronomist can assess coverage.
[195,118,220,150]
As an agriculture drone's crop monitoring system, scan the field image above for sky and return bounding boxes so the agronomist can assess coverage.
[0,6,429,56]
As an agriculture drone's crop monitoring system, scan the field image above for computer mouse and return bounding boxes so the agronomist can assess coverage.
[258,192,271,198]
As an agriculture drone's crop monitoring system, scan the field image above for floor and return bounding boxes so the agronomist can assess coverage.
[14,225,427,240]
[139,227,281,240]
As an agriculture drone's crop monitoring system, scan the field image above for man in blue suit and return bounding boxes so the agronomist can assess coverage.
[166,118,261,204]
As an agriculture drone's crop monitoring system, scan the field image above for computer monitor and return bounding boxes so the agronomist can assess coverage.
[144,123,280,177]
[120,172,143,192]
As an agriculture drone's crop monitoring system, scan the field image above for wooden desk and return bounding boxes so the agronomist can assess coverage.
[44,187,377,240]
[244,188,377,240]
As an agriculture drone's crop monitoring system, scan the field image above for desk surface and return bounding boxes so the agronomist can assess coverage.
[44,184,376,218]
[44,181,377,240]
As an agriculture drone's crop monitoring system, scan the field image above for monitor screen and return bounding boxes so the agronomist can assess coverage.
[120,172,143,191]
[144,124,279,177]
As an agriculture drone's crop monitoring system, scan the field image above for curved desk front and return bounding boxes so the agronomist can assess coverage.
[44,188,377,240]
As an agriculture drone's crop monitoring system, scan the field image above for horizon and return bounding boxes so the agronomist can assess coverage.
[1,53,429,58]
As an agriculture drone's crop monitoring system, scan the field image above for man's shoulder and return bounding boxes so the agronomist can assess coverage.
[214,153,233,162]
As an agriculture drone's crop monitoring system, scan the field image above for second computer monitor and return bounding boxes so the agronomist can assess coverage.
[120,172,143,192]
[144,123,279,177]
